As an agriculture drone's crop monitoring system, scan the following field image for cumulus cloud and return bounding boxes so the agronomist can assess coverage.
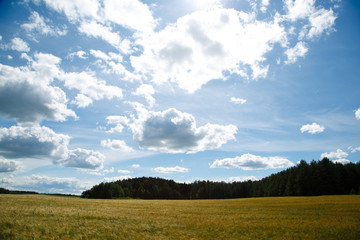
[355,108,360,120]
[60,71,123,103]
[128,106,238,153]
[21,11,67,39]
[131,8,287,92]
[40,0,100,22]
[19,174,88,194]
[0,158,22,173]
[285,0,315,21]
[230,97,247,105]
[332,159,350,165]
[306,8,337,39]
[34,0,338,94]
[57,148,104,169]
[101,139,133,152]
[39,0,153,52]
[133,84,156,107]
[102,0,156,33]
[285,41,308,64]
[300,122,325,134]
[0,125,104,170]
[0,176,14,186]
[89,49,137,79]
[40,0,156,33]
[106,115,130,134]
[210,153,294,170]
[226,176,258,182]
[321,149,349,160]
[131,164,140,168]
[285,0,337,40]
[0,125,70,160]
[153,166,189,174]
[10,37,30,52]
[0,53,76,123]
[71,94,93,108]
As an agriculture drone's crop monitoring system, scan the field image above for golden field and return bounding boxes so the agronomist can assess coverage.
[1,194,359,239]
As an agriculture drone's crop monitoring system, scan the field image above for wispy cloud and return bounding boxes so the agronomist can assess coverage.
[153,166,189,174]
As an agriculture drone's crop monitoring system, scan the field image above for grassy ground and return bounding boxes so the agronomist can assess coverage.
[0,195,359,239]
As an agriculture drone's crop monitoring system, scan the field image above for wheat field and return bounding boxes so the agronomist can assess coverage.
[1,194,359,239]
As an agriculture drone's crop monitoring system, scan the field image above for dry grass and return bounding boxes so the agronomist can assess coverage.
[1,194,359,239]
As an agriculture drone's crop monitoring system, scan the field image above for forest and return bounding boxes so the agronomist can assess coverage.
[81,158,360,199]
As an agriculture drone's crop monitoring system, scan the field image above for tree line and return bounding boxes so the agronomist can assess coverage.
[82,158,360,199]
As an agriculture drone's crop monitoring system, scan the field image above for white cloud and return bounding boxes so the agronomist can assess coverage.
[300,122,325,134]
[19,174,88,194]
[260,0,270,13]
[0,176,14,186]
[350,146,360,153]
[78,21,122,49]
[103,167,114,174]
[285,0,315,21]
[131,8,287,93]
[40,0,156,35]
[71,94,93,108]
[101,139,134,152]
[0,53,76,123]
[90,49,112,61]
[355,108,360,120]
[102,0,156,33]
[40,0,100,22]
[1,51,123,114]
[133,84,156,107]
[106,115,130,134]
[103,175,131,182]
[285,41,308,64]
[89,49,139,80]
[307,8,336,39]
[187,0,222,11]
[34,0,337,94]
[128,106,238,153]
[0,125,104,170]
[153,166,189,174]
[57,148,104,170]
[0,158,22,173]
[321,149,349,160]
[210,153,294,170]
[332,159,350,165]
[284,0,337,40]
[10,37,30,52]
[131,164,140,168]
[67,50,87,60]
[230,97,247,105]
[60,71,123,103]
[118,169,132,174]
[0,125,70,160]
[21,11,67,39]
[226,176,258,182]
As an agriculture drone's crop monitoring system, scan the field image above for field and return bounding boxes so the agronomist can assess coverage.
[1,195,359,239]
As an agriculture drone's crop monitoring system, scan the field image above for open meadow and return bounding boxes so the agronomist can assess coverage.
[1,194,359,239]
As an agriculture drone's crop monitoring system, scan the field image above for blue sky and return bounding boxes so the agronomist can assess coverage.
[0,0,359,194]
